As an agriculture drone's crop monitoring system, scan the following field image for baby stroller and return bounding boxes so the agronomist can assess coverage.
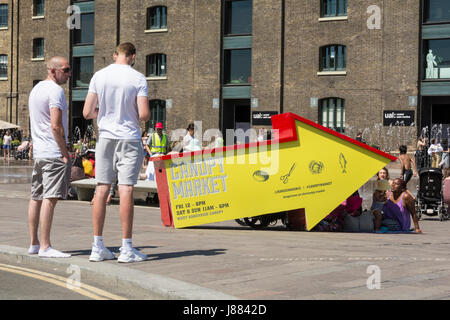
[415,167,448,221]
[14,140,30,160]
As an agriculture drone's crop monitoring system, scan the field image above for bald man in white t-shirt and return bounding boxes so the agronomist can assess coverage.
[83,42,150,263]
[27,56,72,258]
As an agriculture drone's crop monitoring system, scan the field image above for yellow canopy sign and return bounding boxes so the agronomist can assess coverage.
[154,112,396,230]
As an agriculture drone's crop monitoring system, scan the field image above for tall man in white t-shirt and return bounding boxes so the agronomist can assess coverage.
[83,42,150,263]
[27,56,72,258]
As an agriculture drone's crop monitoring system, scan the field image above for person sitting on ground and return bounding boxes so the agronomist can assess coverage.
[376,167,393,188]
[318,191,364,232]
[339,190,381,233]
[381,178,422,233]
[370,179,390,231]
[398,145,417,186]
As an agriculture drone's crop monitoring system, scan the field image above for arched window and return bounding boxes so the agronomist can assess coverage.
[321,0,347,17]
[0,55,7,78]
[146,99,166,132]
[320,44,346,71]
[146,54,167,77]
[147,6,167,30]
[319,97,345,133]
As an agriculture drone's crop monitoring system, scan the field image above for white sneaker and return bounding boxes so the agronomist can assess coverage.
[89,245,115,262]
[38,247,71,258]
[28,244,40,255]
[117,247,147,263]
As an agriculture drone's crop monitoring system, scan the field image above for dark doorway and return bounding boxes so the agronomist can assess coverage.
[222,99,251,145]
[420,96,450,142]
[70,101,93,143]
[431,104,450,142]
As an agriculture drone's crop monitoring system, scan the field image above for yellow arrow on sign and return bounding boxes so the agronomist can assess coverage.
[154,112,396,230]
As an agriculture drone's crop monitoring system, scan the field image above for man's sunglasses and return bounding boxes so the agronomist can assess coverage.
[58,67,71,73]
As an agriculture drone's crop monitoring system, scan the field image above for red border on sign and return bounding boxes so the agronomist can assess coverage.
[152,112,396,227]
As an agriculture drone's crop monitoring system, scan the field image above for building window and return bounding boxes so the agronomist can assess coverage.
[32,79,42,87]
[321,0,347,17]
[147,6,167,30]
[224,0,252,36]
[33,38,44,59]
[424,39,450,80]
[71,101,93,140]
[0,4,8,28]
[33,0,45,17]
[73,13,94,45]
[73,56,94,87]
[424,0,450,23]
[146,54,167,77]
[0,55,7,78]
[320,45,346,71]
[319,98,345,133]
[146,99,166,132]
[224,49,252,85]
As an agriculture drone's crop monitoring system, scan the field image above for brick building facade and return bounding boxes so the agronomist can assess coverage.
[0,1,436,152]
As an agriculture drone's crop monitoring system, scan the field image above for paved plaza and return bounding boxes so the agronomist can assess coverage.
[1,160,449,300]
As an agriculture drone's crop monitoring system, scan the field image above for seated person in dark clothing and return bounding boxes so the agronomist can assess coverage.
[381,178,422,233]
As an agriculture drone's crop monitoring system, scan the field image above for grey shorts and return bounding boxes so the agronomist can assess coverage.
[31,158,71,200]
[95,138,143,185]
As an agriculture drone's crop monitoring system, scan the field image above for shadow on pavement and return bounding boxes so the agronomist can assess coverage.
[65,246,158,256]
[148,248,227,261]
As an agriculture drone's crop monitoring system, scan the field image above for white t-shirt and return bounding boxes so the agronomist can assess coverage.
[28,80,68,159]
[88,64,148,140]
[183,134,202,152]
[2,135,11,146]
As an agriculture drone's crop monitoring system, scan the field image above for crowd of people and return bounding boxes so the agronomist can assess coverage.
[415,136,449,173]
[4,38,449,264]
[25,43,234,262]
[313,167,423,233]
